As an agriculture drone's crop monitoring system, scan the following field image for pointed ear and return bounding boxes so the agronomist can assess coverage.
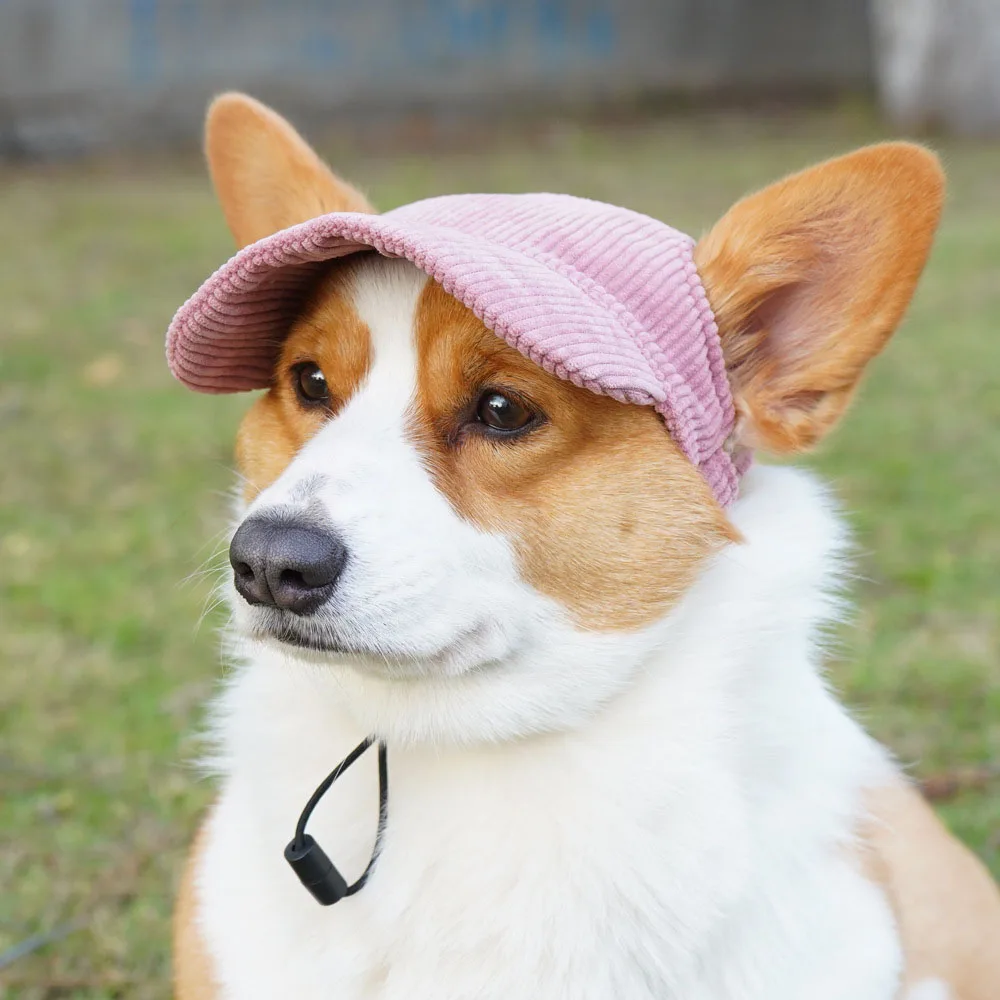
[694,143,944,454]
[204,92,375,248]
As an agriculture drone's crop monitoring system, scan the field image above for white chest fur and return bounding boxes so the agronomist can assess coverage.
[194,468,905,999]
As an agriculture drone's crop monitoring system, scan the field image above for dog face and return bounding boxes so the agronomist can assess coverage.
[231,253,733,675]
[206,94,942,740]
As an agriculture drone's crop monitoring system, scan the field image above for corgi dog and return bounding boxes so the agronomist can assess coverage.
[168,94,1000,1000]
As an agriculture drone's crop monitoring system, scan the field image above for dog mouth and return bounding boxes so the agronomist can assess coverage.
[255,615,355,655]
[244,608,506,677]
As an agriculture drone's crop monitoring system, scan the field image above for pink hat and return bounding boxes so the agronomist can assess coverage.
[166,193,745,505]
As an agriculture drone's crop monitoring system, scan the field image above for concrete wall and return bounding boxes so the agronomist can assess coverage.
[0,0,873,156]
[873,0,1000,135]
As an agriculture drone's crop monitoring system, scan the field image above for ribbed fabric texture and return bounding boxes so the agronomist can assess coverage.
[166,193,744,505]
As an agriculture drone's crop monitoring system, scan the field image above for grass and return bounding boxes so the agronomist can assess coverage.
[1,108,998,997]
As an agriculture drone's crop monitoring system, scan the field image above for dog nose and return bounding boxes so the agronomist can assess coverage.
[229,516,348,614]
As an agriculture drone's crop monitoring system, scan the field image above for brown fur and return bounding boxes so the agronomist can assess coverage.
[174,815,219,1000]
[695,143,945,454]
[862,782,1000,998]
[205,92,374,249]
[409,279,737,630]
[236,262,375,501]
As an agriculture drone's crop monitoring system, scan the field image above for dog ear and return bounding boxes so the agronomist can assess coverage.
[694,143,944,454]
[204,92,374,249]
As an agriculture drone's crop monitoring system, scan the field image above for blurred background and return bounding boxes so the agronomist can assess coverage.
[1,1,998,997]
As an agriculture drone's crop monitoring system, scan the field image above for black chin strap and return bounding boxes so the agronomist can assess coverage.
[284,737,388,906]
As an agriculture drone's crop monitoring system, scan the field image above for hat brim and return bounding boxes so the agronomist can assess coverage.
[166,211,665,404]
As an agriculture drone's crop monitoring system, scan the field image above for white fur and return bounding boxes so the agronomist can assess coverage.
[194,259,915,999]
[907,979,953,1000]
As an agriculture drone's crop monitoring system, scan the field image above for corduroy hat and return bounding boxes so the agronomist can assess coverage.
[166,193,745,505]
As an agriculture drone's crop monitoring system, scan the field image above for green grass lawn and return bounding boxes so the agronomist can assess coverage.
[1,109,998,998]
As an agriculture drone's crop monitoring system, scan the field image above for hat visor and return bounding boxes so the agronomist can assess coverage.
[166,211,663,404]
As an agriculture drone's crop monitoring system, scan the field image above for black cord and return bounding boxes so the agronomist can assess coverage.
[345,740,388,897]
[284,737,389,905]
[292,736,374,848]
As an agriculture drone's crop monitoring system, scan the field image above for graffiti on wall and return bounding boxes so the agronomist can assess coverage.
[127,0,618,86]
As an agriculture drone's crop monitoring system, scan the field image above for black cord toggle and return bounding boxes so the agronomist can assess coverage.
[284,737,388,906]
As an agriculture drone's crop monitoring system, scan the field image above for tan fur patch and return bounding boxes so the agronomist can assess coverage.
[236,261,374,500]
[695,143,944,454]
[858,781,1000,999]
[205,92,373,249]
[410,279,737,631]
[173,813,219,1000]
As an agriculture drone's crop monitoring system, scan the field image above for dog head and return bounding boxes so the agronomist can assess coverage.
[181,94,942,742]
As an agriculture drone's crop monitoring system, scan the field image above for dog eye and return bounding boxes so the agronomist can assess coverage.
[292,362,330,406]
[475,390,534,433]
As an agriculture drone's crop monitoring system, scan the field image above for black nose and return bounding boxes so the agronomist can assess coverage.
[229,516,348,614]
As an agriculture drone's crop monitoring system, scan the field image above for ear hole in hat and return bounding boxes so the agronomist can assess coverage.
[205,92,375,249]
[694,142,944,455]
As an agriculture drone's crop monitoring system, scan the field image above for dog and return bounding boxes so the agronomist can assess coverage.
[167,93,1000,1000]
